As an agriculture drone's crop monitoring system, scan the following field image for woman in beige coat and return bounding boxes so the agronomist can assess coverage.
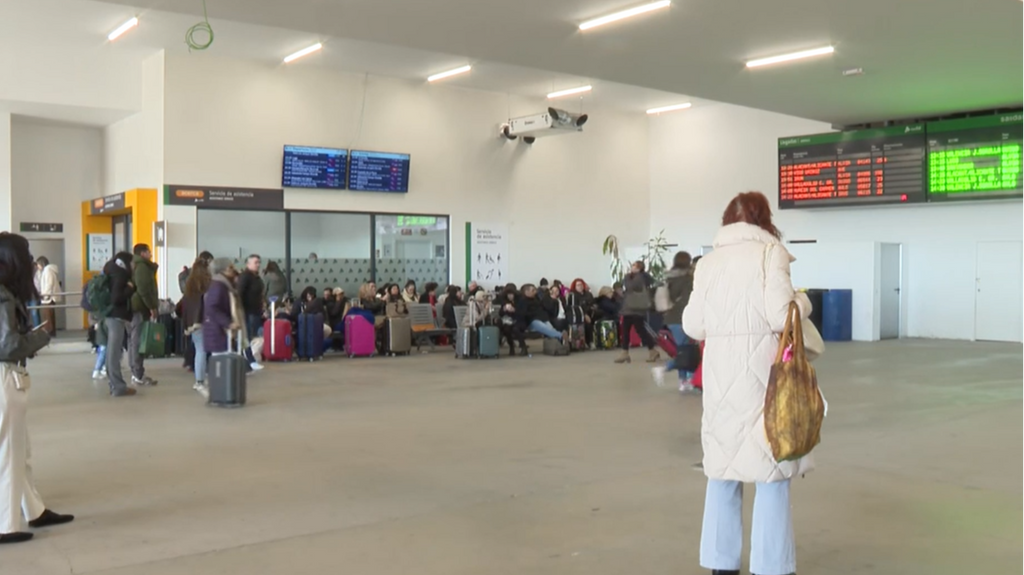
[683,192,811,575]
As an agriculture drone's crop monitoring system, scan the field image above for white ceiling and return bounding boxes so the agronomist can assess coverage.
[84,0,1023,125]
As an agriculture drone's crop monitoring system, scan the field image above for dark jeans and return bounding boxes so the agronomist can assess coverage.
[500,323,527,350]
[620,314,656,350]
[245,313,262,364]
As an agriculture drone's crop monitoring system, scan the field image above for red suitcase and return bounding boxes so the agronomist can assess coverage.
[692,342,704,390]
[345,315,376,358]
[262,301,293,361]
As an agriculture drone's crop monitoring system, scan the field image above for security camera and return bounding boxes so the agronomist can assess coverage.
[548,107,589,128]
[523,136,536,145]
[499,123,517,141]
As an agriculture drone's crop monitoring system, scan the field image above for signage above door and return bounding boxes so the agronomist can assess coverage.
[19,222,63,233]
[164,185,284,210]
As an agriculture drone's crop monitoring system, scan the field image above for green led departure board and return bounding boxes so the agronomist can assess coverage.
[927,113,1023,201]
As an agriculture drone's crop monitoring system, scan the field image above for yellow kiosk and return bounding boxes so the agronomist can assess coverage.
[79,188,158,327]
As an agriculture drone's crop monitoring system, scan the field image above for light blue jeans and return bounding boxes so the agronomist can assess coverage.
[94,346,107,373]
[664,324,693,380]
[529,320,561,339]
[701,479,795,575]
[192,332,207,384]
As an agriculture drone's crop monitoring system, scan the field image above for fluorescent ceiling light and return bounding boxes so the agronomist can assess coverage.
[579,0,671,31]
[427,65,472,82]
[746,46,835,68]
[646,102,692,115]
[284,43,323,64]
[547,85,592,99]
[107,17,139,41]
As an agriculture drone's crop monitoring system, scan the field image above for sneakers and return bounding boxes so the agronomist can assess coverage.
[193,381,209,399]
[132,376,158,386]
[249,362,265,372]
[679,382,699,394]
[91,370,103,380]
[651,366,667,387]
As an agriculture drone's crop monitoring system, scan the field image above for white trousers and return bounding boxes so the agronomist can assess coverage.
[700,479,796,575]
[0,363,46,533]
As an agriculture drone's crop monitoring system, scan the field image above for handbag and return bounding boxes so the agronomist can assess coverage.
[763,244,825,362]
[5,363,31,391]
[764,302,826,462]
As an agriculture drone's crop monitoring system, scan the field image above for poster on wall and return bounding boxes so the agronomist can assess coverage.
[87,234,113,272]
[465,222,509,290]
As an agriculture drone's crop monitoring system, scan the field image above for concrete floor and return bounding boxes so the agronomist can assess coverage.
[5,339,1022,575]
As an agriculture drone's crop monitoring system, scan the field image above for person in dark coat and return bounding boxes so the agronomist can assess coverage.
[181,260,211,397]
[566,278,596,346]
[515,284,563,340]
[441,285,463,329]
[497,286,528,356]
[102,252,137,397]
[203,259,240,357]
[615,261,659,364]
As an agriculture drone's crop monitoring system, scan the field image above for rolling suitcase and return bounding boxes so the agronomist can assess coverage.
[477,325,500,358]
[595,320,618,350]
[385,317,412,356]
[263,301,294,361]
[209,331,247,408]
[344,315,376,357]
[298,312,325,361]
[567,324,587,352]
[455,326,476,359]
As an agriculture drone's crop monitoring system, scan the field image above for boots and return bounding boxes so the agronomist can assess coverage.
[614,350,631,364]
[646,349,661,363]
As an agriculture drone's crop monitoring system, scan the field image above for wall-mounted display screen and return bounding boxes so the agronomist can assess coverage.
[348,150,410,193]
[926,114,1023,202]
[778,125,927,209]
[282,146,348,189]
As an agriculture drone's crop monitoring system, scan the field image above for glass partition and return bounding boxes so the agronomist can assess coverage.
[289,212,372,298]
[197,209,287,273]
[374,214,449,298]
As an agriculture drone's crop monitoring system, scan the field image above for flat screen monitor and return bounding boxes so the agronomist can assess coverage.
[282,145,348,189]
[348,150,410,193]
[778,125,927,209]
[926,113,1023,202]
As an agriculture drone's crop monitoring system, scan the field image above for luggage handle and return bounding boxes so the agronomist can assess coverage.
[225,328,245,355]
[269,299,277,355]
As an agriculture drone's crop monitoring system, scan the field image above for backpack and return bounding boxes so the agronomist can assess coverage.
[83,274,113,318]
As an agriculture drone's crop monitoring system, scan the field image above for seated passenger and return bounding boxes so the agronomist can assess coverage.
[419,282,438,306]
[386,284,409,317]
[543,285,569,331]
[594,286,620,322]
[441,285,464,329]
[327,288,349,331]
[291,286,332,338]
[497,286,528,356]
[463,290,490,327]
[516,284,565,341]
[357,283,386,328]
[402,280,418,303]
[567,278,596,345]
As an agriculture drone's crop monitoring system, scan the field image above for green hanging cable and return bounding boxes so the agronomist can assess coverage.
[185,0,214,51]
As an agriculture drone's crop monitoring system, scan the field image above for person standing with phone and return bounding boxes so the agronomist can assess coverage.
[0,232,75,544]
[129,244,159,387]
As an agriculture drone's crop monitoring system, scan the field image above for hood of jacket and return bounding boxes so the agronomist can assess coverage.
[132,254,159,271]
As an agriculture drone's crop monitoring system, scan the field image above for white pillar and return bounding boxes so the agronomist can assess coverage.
[0,112,11,232]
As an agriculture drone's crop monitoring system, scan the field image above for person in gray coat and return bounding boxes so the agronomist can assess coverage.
[614,261,660,364]
[262,260,287,306]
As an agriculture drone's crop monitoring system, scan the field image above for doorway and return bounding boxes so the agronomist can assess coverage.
[879,243,902,339]
[27,238,66,331]
[395,239,432,260]
[112,214,132,254]
[975,241,1024,343]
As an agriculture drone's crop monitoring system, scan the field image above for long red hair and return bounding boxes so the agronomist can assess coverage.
[722,191,781,239]
[569,278,588,293]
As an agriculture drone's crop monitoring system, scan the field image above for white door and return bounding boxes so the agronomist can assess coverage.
[975,241,1024,343]
[879,243,902,339]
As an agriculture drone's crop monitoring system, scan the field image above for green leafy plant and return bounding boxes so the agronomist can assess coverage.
[603,231,672,284]
[602,235,628,285]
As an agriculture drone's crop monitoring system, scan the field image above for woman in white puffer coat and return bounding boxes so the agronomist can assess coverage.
[683,192,812,575]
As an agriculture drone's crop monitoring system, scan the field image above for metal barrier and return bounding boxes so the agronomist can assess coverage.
[26,291,83,311]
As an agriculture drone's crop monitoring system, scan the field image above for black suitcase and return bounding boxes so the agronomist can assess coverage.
[208,331,247,408]
[158,313,177,357]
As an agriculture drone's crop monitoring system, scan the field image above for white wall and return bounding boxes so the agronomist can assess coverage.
[161,54,650,296]
[649,101,1024,341]
[0,113,11,232]
[787,242,879,341]
[10,118,104,297]
[105,51,165,195]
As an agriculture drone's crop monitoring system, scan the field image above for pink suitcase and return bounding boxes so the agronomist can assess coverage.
[262,318,293,361]
[344,315,376,358]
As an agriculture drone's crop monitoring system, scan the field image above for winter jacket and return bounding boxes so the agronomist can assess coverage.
[565,291,593,325]
[236,270,265,316]
[594,295,619,321]
[542,295,567,323]
[516,296,549,325]
[662,267,694,326]
[682,222,813,484]
[130,255,159,315]
[621,272,654,316]
[291,298,326,323]
[402,291,418,304]
[37,264,61,304]
[442,296,463,329]
[327,297,349,327]
[203,276,235,354]
[181,293,205,335]
[262,271,287,304]
[0,285,49,363]
[103,256,135,322]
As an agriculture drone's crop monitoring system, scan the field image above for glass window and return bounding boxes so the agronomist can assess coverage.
[197,209,287,273]
[374,215,449,299]
[289,212,372,298]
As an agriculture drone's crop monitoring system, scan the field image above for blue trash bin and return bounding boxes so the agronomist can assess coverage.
[822,289,852,342]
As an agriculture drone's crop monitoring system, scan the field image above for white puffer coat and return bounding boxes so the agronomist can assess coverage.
[683,223,813,484]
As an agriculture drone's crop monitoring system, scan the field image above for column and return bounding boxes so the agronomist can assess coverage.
[0,112,11,232]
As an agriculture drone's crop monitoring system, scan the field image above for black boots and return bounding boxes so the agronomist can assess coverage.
[0,532,33,544]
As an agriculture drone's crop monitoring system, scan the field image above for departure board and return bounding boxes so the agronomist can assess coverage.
[282,146,347,189]
[779,125,927,209]
[348,151,411,193]
[927,113,1023,201]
